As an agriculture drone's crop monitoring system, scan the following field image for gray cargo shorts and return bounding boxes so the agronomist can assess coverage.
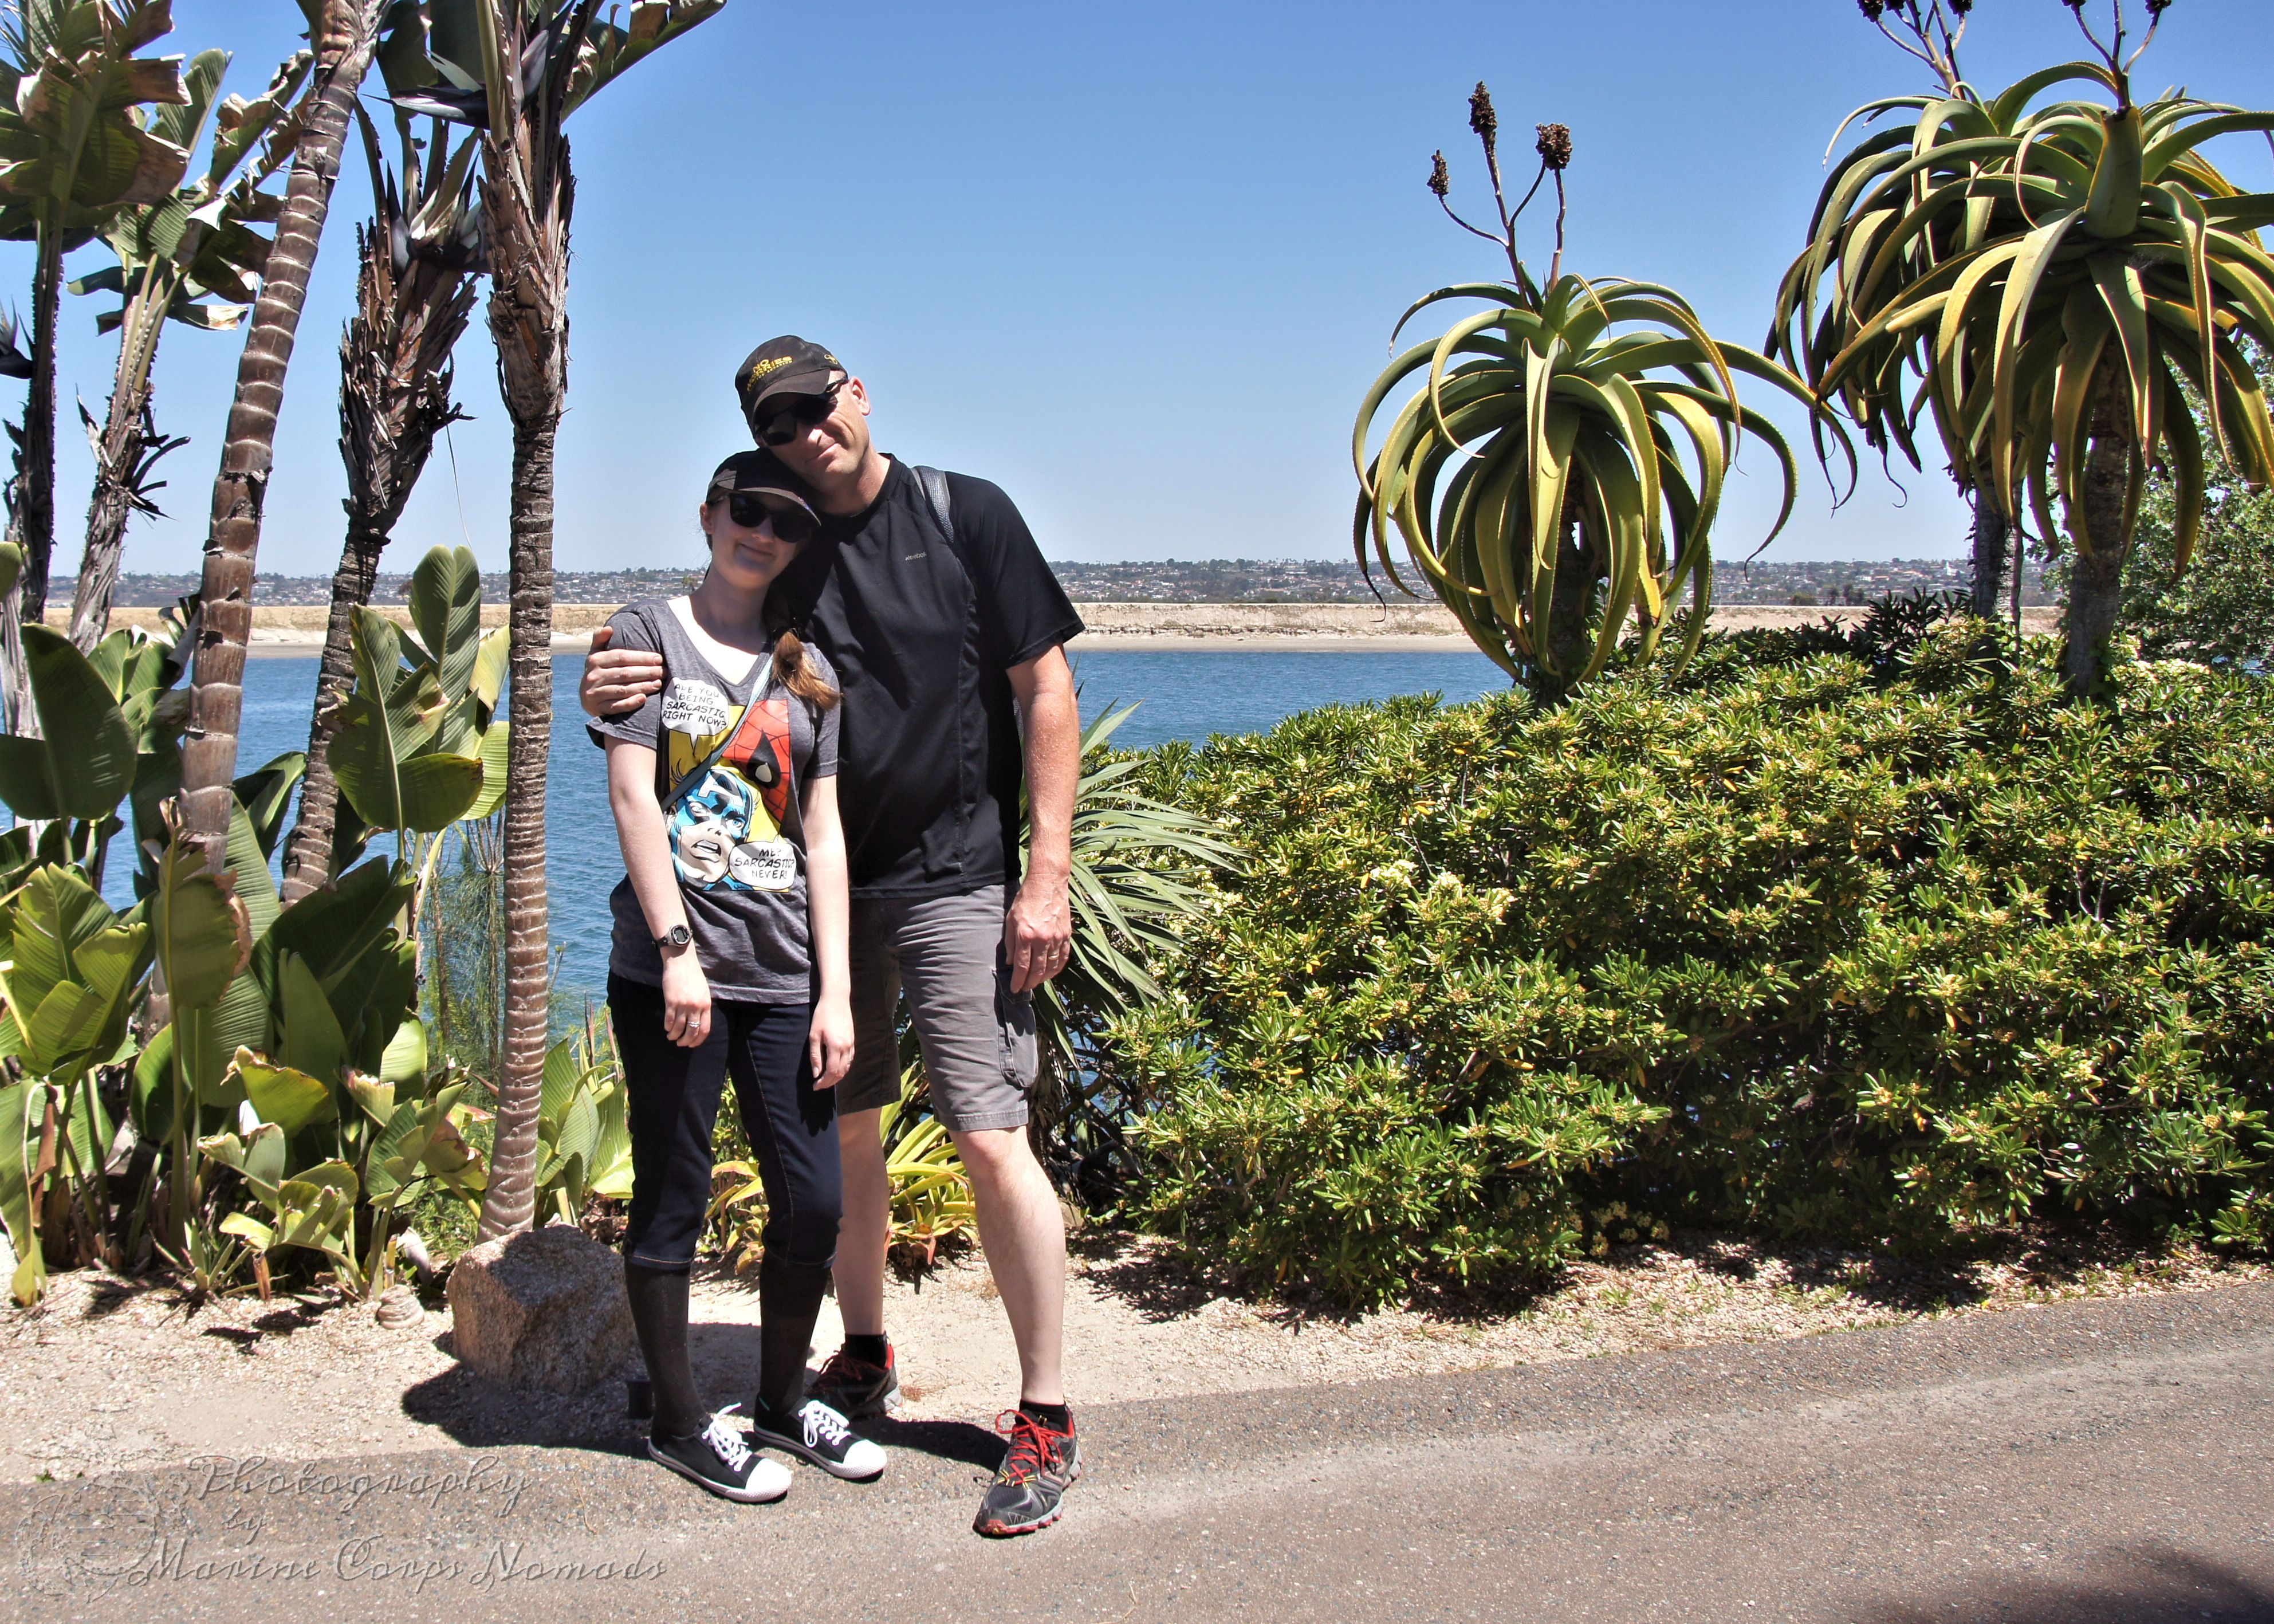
[839,883,1040,1133]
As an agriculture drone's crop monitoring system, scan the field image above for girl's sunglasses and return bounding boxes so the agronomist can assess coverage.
[725,493,819,545]
[757,378,847,446]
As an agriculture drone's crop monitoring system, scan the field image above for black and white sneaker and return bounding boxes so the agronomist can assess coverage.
[647,1409,792,1503]
[747,1398,887,1481]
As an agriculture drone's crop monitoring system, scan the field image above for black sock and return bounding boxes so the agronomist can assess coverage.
[1019,1399,1072,1432]
[845,1333,889,1367]
[756,1252,831,1421]
[623,1262,704,1440]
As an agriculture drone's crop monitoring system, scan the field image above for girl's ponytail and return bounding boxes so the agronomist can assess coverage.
[772,630,839,709]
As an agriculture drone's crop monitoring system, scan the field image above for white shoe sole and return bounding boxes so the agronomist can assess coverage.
[647,1441,791,1503]
[747,1425,887,1482]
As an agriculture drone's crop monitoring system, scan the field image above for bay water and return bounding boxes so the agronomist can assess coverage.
[104,647,1506,995]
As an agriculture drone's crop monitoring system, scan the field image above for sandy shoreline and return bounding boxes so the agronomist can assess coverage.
[191,600,2056,656]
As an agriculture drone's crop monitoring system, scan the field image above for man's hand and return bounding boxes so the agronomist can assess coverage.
[1004,870,1072,994]
[580,624,666,718]
[1005,643,1081,996]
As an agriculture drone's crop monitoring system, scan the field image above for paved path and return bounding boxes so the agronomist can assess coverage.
[7,1283,2271,1623]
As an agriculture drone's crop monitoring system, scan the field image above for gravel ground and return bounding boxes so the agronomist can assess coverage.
[1,1226,2260,1484]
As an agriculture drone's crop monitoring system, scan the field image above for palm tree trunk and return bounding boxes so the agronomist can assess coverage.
[2063,364,2135,697]
[69,373,169,656]
[474,104,573,1242]
[481,416,558,1240]
[179,0,381,874]
[18,231,61,626]
[68,403,149,652]
[278,521,385,902]
[69,277,174,651]
[279,219,476,905]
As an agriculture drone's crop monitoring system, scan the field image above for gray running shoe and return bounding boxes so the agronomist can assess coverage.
[973,1409,1079,1537]
[808,1342,902,1419]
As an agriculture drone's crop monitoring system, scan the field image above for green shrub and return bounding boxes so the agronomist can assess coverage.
[1112,625,2274,1305]
[2115,481,2274,674]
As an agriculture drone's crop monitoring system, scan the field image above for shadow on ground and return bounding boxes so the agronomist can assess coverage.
[400,1320,1002,1470]
[1850,1546,2274,1623]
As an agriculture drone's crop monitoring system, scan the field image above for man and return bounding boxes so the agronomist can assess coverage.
[581,336,1084,1537]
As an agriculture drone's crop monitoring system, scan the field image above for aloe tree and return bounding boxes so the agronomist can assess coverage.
[1771,0,2274,694]
[391,0,724,1240]
[177,0,384,877]
[1831,0,2020,619]
[0,0,191,634]
[1355,86,1847,697]
[64,45,312,649]
[278,103,483,905]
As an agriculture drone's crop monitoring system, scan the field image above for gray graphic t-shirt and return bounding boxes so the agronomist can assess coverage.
[587,598,840,1003]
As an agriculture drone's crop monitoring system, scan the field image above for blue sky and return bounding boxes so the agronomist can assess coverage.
[6,0,2273,580]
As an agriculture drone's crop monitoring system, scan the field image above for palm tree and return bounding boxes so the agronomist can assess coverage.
[393,0,724,1240]
[64,46,313,650]
[1771,1,2274,693]
[278,106,483,905]
[0,0,191,642]
[1356,86,1845,698]
[176,0,385,875]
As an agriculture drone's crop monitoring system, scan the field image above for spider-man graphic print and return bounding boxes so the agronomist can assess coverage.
[665,690,800,893]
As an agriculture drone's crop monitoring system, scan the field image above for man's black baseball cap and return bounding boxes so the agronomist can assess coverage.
[706,447,821,518]
[734,336,844,435]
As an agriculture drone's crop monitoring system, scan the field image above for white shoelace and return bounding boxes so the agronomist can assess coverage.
[703,1412,756,1474]
[799,1402,853,1451]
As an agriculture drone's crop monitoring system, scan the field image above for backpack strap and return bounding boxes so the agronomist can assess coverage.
[914,464,955,548]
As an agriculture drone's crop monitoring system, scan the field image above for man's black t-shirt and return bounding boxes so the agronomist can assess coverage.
[766,456,1084,900]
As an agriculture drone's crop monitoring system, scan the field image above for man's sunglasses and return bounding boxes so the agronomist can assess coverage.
[757,378,847,446]
[724,493,820,545]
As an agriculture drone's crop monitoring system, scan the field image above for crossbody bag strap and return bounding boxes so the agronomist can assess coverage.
[661,669,810,848]
[662,726,737,816]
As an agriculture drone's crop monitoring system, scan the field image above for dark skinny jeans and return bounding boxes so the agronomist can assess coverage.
[609,973,841,1272]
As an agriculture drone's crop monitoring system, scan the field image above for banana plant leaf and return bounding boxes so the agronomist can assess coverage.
[330,604,487,833]
[0,1079,42,1304]
[0,864,149,1087]
[0,627,136,820]
[0,0,190,246]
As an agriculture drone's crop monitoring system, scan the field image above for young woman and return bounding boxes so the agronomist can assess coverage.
[591,448,884,1503]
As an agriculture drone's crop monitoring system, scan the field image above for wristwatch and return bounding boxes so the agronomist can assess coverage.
[653,924,691,951]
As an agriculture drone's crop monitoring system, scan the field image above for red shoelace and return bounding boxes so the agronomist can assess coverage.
[816,1348,883,1386]
[992,1410,1073,1484]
